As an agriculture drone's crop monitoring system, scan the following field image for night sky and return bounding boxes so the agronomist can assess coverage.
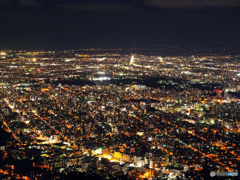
[0,0,240,50]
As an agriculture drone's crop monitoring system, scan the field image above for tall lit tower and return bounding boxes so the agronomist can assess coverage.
[129,54,134,65]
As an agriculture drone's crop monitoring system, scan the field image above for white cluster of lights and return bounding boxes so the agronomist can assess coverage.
[93,77,111,81]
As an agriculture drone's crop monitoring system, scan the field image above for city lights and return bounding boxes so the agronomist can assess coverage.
[0,50,239,179]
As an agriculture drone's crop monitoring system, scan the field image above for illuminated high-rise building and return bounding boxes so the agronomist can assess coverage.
[216,89,223,98]
[129,54,134,65]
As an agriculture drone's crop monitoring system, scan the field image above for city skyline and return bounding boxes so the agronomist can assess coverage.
[0,49,240,179]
